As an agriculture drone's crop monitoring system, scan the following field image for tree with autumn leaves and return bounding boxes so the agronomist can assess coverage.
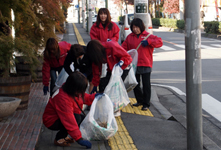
[0,0,69,77]
[163,0,179,15]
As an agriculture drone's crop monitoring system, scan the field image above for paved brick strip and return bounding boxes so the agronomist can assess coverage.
[0,83,49,150]
[73,23,154,150]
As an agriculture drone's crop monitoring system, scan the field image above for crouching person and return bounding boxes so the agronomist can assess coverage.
[42,71,97,148]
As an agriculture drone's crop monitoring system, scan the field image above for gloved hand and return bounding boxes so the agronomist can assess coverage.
[116,60,124,67]
[43,86,49,95]
[95,93,104,97]
[90,86,97,94]
[107,39,111,42]
[141,40,148,47]
[77,139,92,149]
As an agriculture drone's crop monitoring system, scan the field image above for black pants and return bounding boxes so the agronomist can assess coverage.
[48,114,85,140]
[99,69,129,93]
[133,72,151,107]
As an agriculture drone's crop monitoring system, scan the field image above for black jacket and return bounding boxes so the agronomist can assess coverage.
[63,46,92,77]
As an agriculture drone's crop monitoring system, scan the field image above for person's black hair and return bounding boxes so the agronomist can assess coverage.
[70,44,85,58]
[62,71,88,98]
[96,8,113,30]
[130,18,146,33]
[86,40,106,66]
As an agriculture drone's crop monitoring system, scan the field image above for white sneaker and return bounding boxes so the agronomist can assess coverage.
[114,110,121,117]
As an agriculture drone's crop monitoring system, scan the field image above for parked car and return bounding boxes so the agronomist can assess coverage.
[119,13,153,43]
[92,15,97,23]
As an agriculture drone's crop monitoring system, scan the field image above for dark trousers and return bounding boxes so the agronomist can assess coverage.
[99,69,129,93]
[48,114,85,140]
[133,72,151,107]
[50,66,63,96]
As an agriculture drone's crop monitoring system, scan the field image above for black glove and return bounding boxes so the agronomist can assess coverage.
[141,40,148,47]
[95,93,104,97]
[90,86,97,94]
[77,139,92,149]
[116,60,124,67]
[43,86,49,95]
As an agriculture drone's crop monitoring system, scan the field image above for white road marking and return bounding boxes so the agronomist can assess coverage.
[210,44,221,48]
[175,44,185,49]
[69,33,75,35]
[202,94,221,122]
[201,44,217,49]
[160,45,176,51]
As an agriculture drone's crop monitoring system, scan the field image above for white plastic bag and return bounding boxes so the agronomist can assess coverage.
[53,63,74,92]
[80,94,118,140]
[124,68,138,92]
[100,63,107,78]
[127,49,138,73]
[123,49,138,92]
[53,68,69,92]
[104,65,130,112]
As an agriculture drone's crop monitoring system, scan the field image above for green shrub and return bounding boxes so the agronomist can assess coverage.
[152,18,161,26]
[177,20,185,30]
[204,21,221,34]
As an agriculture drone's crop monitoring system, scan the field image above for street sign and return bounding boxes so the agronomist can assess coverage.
[75,5,79,8]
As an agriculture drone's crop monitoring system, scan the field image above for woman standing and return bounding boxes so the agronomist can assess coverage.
[42,38,71,96]
[90,8,120,44]
[121,18,163,111]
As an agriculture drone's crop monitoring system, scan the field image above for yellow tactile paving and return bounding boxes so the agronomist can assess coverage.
[72,23,86,46]
[122,98,153,116]
[73,24,152,150]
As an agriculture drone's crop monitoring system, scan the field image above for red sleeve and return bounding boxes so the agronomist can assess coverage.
[121,36,129,51]
[110,22,120,42]
[42,59,51,86]
[59,41,71,52]
[90,24,98,40]
[54,95,82,141]
[91,63,101,86]
[111,42,132,70]
[147,35,163,48]
[83,93,96,106]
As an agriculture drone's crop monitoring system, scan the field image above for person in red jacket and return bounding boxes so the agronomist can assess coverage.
[42,38,71,96]
[121,18,163,111]
[43,71,99,148]
[86,40,132,93]
[90,8,120,44]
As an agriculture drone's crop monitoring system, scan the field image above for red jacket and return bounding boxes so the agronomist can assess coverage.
[121,31,163,68]
[90,22,120,43]
[92,41,132,86]
[43,88,95,141]
[42,41,71,86]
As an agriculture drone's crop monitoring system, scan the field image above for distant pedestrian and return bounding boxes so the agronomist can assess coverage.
[63,44,93,93]
[90,8,120,44]
[43,71,100,148]
[121,18,163,111]
[86,40,132,93]
[42,38,71,96]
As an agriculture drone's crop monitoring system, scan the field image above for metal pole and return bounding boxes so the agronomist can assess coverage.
[78,0,80,23]
[88,0,92,33]
[185,0,203,149]
[82,0,86,28]
[105,0,108,9]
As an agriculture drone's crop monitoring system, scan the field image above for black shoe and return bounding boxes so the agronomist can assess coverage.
[141,106,149,111]
[133,103,142,107]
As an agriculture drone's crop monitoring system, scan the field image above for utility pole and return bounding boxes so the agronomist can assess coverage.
[105,0,108,9]
[88,0,92,33]
[82,0,86,28]
[134,0,149,32]
[185,0,203,149]
[78,0,80,23]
